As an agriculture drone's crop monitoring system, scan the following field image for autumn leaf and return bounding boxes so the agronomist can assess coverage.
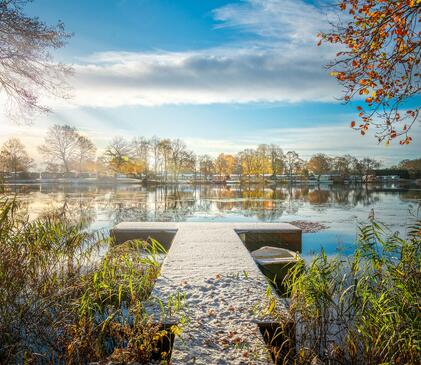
[170,325,183,336]
[319,0,420,144]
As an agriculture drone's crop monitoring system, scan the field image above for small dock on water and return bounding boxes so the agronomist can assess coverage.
[111,222,302,364]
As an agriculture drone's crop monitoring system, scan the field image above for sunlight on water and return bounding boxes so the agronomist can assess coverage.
[4,183,420,259]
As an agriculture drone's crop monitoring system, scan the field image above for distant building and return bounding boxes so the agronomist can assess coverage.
[348,175,363,183]
[374,169,409,179]
[376,175,400,182]
[212,174,227,183]
[41,171,64,180]
[362,175,377,183]
[226,174,241,184]
[319,174,344,184]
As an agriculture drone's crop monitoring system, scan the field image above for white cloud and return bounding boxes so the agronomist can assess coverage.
[213,0,336,44]
[64,48,338,107]
[43,0,341,109]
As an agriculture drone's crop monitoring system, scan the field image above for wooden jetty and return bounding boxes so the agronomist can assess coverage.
[111,222,302,364]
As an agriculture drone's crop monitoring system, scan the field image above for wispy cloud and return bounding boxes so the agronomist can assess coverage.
[213,0,337,43]
[46,0,340,108]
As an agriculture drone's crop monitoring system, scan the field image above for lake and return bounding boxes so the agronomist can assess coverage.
[4,183,420,259]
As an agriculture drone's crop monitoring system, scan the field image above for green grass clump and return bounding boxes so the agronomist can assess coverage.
[0,198,170,364]
[282,218,421,365]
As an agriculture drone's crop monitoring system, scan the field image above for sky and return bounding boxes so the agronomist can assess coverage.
[0,0,420,166]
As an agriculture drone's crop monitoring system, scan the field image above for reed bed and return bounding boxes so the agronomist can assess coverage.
[280,218,421,365]
[0,198,170,365]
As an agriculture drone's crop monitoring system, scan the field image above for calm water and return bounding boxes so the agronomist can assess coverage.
[4,183,420,258]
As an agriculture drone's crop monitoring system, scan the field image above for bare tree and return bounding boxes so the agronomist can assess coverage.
[182,151,197,178]
[198,154,214,180]
[149,136,161,176]
[285,151,303,178]
[132,137,150,175]
[333,155,355,177]
[0,137,33,178]
[360,157,381,176]
[158,139,172,182]
[75,135,96,174]
[0,0,72,121]
[169,139,189,181]
[307,153,332,176]
[38,124,79,173]
[268,144,284,177]
[238,149,255,182]
[397,158,421,172]
[103,137,134,174]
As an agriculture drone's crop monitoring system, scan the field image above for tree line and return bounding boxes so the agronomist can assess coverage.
[0,124,419,182]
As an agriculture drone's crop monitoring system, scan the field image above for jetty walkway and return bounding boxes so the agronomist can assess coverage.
[111,222,301,364]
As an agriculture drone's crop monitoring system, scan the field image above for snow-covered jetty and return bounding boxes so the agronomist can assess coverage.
[111,222,302,364]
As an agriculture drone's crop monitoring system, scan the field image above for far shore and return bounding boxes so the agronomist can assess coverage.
[2,176,420,187]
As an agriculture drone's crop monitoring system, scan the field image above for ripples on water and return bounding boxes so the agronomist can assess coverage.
[4,183,420,258]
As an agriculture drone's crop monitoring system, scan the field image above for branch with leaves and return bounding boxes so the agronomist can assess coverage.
[319,0,420,144]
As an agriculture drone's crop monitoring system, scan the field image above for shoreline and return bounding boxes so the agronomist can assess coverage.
[1,178,419,186]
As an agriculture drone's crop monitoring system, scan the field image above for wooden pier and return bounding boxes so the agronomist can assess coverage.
[111,222,302,364]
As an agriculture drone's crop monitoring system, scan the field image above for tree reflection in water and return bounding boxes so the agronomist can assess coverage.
[1,183,418,229]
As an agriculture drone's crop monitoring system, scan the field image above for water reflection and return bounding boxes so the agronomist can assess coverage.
[4,183,418,226]
[4,183,420,257]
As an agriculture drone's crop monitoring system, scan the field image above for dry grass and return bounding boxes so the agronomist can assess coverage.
[0,198,172,365]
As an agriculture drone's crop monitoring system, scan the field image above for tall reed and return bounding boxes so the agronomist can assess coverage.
[0,198,169,364]
[282,218,420,364]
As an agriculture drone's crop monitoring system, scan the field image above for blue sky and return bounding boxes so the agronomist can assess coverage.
[0,0,419,165]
